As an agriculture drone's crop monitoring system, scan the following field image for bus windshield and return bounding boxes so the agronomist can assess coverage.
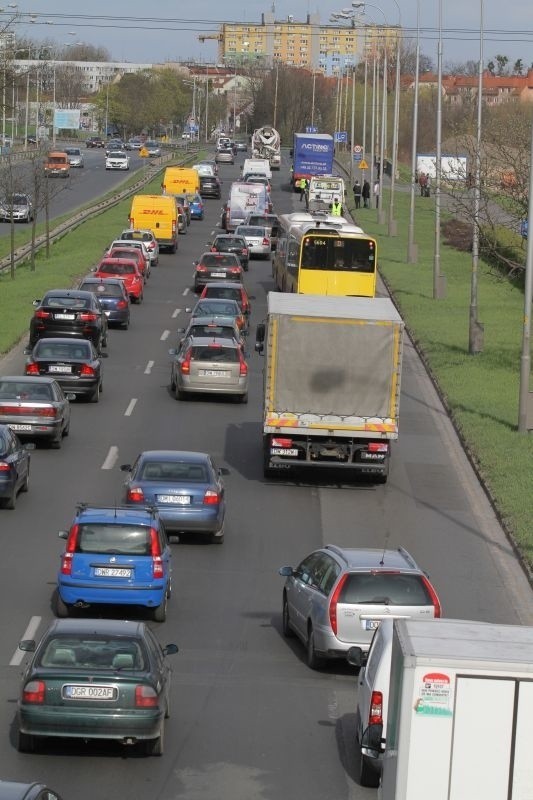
[301,235,375,273]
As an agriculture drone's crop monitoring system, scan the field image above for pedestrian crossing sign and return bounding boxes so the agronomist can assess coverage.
[358,160,368,169]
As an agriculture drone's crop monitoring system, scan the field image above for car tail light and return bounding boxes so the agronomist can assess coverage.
[203,489,220,505]
[368,442,389,453]
[229,267,241,275]
[117,300,128,309]
[135,685,158,708]
[422,576,442,618]
[0,461,11,472]
[239,353,248,376]
[150,527,164,578]
[328,573,348,635]
[272,437,293,447]
[210,247,216,252]
[79,312,98,322]
[196,264,208,273]
[80,364,95,376]
[25,362,40,375]
[60,524,79,575]
[236,316,244,329]
[180,350,192,375]
[241,249,248,256]
[34,310,50,319]
[35,407,57,418]
[23,680,46,704]
[127,486,144,503]
[262,237,270,246]
[369,691,383,726]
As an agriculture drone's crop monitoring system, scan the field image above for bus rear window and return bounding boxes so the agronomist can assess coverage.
[301,236,375,273]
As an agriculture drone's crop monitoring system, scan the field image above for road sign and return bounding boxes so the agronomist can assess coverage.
[139,147,149,158]
[306,126,318,133]
[334,131,348,143]
[358,159,368,170]
[353,144,363,162]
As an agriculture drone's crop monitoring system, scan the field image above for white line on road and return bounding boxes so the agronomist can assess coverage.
[101,445,119,470]
[144,360,154,374]
[10,616,41,666]
[125,398,137,416]
[182,288,190,296]
[172,308,181,318]
[160,330,170,341]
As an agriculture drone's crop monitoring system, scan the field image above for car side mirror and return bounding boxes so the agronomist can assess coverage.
[255,322,265,353]
[32,299,41,306]
[278,566,294,577]
[163,644,179,656]
[120,464,132,472]
[100,352,109,359]
[66,393,76,401]
[58,530,68,540]
[219,467,230,476]
[185,307,192,313]
[23,347,31,355]
[24,442,36,451]
[18,639,36,652]
[168,348,177,356]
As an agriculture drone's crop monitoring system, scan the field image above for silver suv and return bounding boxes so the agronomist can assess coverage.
[279,545,441,669]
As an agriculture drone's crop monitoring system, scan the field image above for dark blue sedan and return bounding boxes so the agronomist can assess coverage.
[78,276,131,329]
[0,424,33,509]
[121,450,227,543]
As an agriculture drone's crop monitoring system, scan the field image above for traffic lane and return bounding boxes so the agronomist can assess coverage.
[0,148,148,238]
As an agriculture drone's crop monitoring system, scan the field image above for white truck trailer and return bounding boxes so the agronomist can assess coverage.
[379,618,533,800]
[255,293,404,482]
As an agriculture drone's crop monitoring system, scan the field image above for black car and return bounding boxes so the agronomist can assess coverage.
[210,234,249,271]
[78,277,131,329]
[25,338,105,403]
[86,136,104,148]
[193,252,243,293]
[0,424,32,509]
[28,290,108,351]
[199,175,222,199]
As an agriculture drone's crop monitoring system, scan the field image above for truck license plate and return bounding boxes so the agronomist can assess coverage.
[271,448,298,457]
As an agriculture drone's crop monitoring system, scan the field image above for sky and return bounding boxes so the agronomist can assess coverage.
[6,1,533,70]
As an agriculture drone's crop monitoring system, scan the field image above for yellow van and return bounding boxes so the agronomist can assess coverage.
[161,166,200,196]
[128,194,178,253]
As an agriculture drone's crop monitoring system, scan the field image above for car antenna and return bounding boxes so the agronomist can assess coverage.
[379,531,391,566]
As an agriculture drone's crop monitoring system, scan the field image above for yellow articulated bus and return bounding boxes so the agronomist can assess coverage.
[272,212,377,298]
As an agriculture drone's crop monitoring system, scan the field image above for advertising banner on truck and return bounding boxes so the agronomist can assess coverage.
[295,137,334,176]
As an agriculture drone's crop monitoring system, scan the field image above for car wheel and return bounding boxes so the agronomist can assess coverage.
[147,723,164,756]
[357,748,380,788]
[21,467,30,493]
[211,525,224,544]
[63,420,70,437]
[282,595,294,638]
[54,590,70,618]
[170,370,176,391]
[175,385,186,401]
[152,593,167,622]
[50,435,62,450]
[17,728,36,753]
[121,318,130,330]
[306,625,323,670]
[193,284,201,294]
[90,384,100,403]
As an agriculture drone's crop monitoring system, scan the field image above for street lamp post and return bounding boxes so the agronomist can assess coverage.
[433,0,446,299]
[311,70,317,128]
[407,0,420,263]
[518,116,533,432]
[378,45,387,223]
[469,0,485,354]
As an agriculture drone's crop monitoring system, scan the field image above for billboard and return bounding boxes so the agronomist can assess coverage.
[417,154,467,181]
[53,109,81,130]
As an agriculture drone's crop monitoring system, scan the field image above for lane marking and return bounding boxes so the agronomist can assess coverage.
[172,308,180,318]
[182,288,190,296]
[101,445,118,470]
[160,330,170,341]
[125,398,137,416]
[144,360,154,374]
[10,616,42,666]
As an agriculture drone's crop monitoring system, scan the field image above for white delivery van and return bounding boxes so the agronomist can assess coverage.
[379,618,533,800]
[242,158,272,180]
[226,182,270,232]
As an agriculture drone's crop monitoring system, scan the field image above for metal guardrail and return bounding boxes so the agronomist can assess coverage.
[0,145,201,276]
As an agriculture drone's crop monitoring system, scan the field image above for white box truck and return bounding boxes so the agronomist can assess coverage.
[255,293,404,482]
[379,618,533,800]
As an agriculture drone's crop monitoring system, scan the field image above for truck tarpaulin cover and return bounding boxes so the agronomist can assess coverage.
[294,137,333,175]
[273,318,396,418]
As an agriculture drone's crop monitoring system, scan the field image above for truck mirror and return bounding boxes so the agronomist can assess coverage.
[256,322,265,343]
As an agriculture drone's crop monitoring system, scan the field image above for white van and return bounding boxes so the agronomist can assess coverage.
[347,618,394,788]
[242,158,271,180]
[225,182,271,232]
[217,136,231,151]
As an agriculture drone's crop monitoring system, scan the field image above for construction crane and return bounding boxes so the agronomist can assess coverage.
[198,33,223,43]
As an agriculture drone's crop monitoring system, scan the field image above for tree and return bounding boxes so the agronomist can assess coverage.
[58,43,110,62]
[513,59,524,75]
[495,54,509,76]
[487,61,495,75]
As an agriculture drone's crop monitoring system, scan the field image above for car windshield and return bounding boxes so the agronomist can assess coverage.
[11,194,28,204]
[191,346,238,363]
[339,574,431,605]
[0,380,53,400]
[38,635,146,671]
[200,255,239,268]
[45,296,91,309]
[194,301,239,316]
[35,342,91,359]
[75,523,152,555]
[139,461,208,481]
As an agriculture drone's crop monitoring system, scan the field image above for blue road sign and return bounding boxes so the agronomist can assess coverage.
[334,131,348,143]
[306,126,318,133]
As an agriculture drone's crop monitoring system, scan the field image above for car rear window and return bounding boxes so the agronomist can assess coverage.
[80,282,124,298]
[195,301,239,316]
[39,636,146,671]
[204,287,240,301]
[35,341,91,359]
[190,324,235,338]
[201,255,239,267]
[216,238,245,249]
[191,346,239,363]
[76,523,151,555]
[100,263,135,275]
[339,573,431,606]
[140,461,208,481]
[121,231,152,242]
[237,227,263,236]
[45,296,91,309]
[0,380,53,400]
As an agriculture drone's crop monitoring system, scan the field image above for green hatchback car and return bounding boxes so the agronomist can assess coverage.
[16,618,178,756]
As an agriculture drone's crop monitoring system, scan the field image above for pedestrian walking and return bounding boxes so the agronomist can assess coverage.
[373,180,380,209]
[329,197,343,216]
[299,178,308,202]
[362,180,370,208]
[352,180,362,209]
[419,172,428,197]
[520,218,528,248]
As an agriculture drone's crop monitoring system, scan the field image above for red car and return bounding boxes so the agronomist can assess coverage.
[93,258,144,303]
[107,246,149,282]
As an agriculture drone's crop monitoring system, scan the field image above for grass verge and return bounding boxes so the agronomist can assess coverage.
[345,186,533,573]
